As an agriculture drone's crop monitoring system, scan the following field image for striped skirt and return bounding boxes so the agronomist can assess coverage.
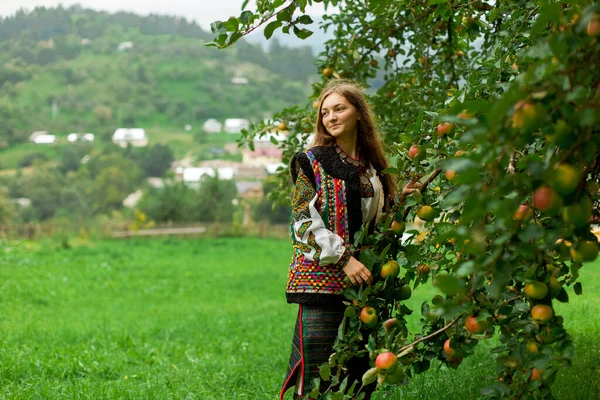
[280,304,373,400]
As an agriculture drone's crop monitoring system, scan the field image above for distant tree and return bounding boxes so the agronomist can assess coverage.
[93,105,112,124]
[194,176,237,223]
[59,143,90,174]
[137,181,195,222]
[20,167,64,220]
[253,178,290,224]
[139,144,174,178]
[19,152,49,168]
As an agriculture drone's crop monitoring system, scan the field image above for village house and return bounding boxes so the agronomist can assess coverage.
[117,41,134,52]
[176,166,235,189]
[202,119,222,134]
[31,133,57,145]
[242,147,283,167]
[224,118,250,134]
[67,133,95,143]
[231,76,249,85]
[235,182,263,200]
[112,128,148,148]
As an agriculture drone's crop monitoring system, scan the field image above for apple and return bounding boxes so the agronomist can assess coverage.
[375,351,398,370]
[277,122,287,131]
[384,318,401,332]
[360,306,378,327]
[408,145,420,159]
[563,194,592,227]
[384,363,404,384]
[416,205,436,221]
[548,277,562,297]
[526,339,539,354]
[416,264,430,275]
[570,240,599,263]
[390,220,405,234]
[531,304,554,324]
[387,49,397,57]
[322,67,333,77]
[393,284,412,301]
[530,368,544,381]
[386,91,395,99]
[380,260,400,279]
[511,101,540,130]
[445,170,458,182]
[513,204,533,222]
[587,14,600,36]
[533,186,563,214]
[524,281,548,300]
[370,59,378,68]
[464,315,489,334]
[437,122,454,137]
[443,338,459,359]
[312,100,320,109]
[455,50,465,57]
[552,164,581,195]
[454,150,467,157]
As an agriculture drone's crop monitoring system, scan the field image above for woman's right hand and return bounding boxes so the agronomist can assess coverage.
[343,256,373,286]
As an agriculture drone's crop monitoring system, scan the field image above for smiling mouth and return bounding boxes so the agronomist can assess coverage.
[330,124,341,129]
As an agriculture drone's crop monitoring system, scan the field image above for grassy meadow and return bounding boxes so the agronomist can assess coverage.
[0,238,598,399]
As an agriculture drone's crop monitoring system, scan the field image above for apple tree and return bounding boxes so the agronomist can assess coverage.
[212,0,600,398]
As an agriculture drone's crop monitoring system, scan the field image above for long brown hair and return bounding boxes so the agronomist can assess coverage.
[311,79,397,208]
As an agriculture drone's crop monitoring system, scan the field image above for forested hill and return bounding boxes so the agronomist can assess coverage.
[0,6,316,149]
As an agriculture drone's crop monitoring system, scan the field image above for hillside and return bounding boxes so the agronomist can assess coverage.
[0,6,316,166]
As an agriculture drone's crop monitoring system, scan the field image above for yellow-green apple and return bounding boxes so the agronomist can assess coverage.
[360,306,378,327]
[384,363,404,384]
[511,101,541,130]
[375,351,398,370]
[526,339,539,354]
[535,325,554,344]
[408,145,420,159]
[552,164,581,195]
[393,284,412,301]
[533,186,563,214]
[380,260,400,279]
[563,194,592,227]
[570,240,599,263]
[464,315,489,334]
[390,220,405,234]
[531,304,553,324]
[524,281,548,300]
[322,67,333,77]
[416,205,436,221]
[437,122,454,137]
[548,277,562,297]
[454,150,467,157]
[277,122,287,131]
[513,204,533,222]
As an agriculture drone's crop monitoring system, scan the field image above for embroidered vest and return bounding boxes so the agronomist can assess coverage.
[286,146,363,305]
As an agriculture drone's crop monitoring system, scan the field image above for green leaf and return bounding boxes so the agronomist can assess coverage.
[359,249,376,268]
[293,26,314,40]
[223,17,239,31]
[297,15,314,25]
[319,363,331,381]
[574,282,582,295]
[264,20,282,40]
[433,274,461,295]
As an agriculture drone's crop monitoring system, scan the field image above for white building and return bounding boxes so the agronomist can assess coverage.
[202,119,223,134]
[67,133,95,143]
[112,128,148,148]
[224,118,250,134]
[32,134,57,145]
[117,41,134,52]
[231,77,249,85]
[29,131,48,141]
[180,167,234,189]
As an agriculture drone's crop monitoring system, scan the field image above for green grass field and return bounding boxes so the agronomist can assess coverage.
[0,238,598,399]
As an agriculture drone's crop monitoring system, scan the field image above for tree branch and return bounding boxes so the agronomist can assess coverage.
[397,313,463,355]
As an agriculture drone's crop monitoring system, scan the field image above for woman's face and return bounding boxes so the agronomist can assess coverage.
[321,92,359,141]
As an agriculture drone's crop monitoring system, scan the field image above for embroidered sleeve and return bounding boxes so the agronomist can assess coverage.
[291,167,350,267]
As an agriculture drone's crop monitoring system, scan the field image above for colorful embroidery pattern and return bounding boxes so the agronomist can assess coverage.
[297,220,312,239]
[287,150,351,297]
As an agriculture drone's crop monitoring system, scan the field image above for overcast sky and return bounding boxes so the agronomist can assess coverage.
[0,0,329,31]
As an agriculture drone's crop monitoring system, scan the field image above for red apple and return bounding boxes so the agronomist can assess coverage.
[384,318,401,332]
[587,14,600,36]
[408,145,420,159]
[533,186,562,214]
[390,220,405,234]
[375,351,397,370]
[465,315,489,334]
[445,170,458,182]
[360,306,378,328]
[437,122,454,137]
[513,204,533,222]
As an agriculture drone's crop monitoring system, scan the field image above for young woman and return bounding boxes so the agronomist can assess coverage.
[280,80,401,400]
